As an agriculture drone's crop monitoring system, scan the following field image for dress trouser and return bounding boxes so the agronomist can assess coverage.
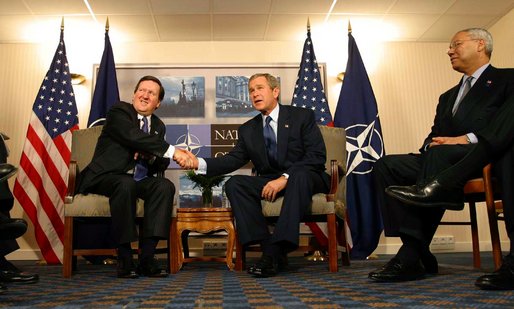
[225,167,328,251]
[0,142,18,258]
[374,144,475,239]
[90,174,175,245]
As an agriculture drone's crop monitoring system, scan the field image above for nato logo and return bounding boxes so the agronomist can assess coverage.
[165,124,240,168]
[345,120,384,175]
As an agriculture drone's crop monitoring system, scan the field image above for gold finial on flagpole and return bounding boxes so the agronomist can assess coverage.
[307,17,311,32]
[61,17,64,31]
[105,17,110,32]
[348,20,352,34]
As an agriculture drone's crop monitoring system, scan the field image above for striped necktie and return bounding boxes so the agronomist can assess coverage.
[452,76,473,116]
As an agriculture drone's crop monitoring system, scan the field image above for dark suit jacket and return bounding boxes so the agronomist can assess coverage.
[205,104,329,186]
[77,101,170,193]
[421,66,514,152]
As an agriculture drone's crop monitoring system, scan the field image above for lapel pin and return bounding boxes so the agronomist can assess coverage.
[285,124,289,128]
[486,80,492,87]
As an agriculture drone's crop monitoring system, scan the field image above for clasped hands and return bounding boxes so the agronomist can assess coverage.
[173,148,199,169]
[429,135,469,148]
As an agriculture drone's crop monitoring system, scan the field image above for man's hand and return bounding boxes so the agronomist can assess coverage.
[173,148,199,169]
[429,135,468,147]
[261,176,288,202]
[134,151,155,162]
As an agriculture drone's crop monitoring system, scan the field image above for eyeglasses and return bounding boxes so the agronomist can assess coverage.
[448,39,480,50]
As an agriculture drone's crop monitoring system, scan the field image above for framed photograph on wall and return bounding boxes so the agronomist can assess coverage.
[93,63,327,125]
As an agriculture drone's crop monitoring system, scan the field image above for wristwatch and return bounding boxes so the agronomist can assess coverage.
[466,135,472,144]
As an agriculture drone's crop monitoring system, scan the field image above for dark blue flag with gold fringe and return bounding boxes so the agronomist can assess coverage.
[334,28,385,259]
[88,19,119,127]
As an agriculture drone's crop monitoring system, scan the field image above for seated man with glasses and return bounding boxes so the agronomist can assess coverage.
[369,27,514,289]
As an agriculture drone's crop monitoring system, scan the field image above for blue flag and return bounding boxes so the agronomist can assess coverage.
[87,29,119,127]
[334,32,384,259]
[292,28,332,125]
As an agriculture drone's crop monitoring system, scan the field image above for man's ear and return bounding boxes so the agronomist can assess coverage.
[273,87,280,100]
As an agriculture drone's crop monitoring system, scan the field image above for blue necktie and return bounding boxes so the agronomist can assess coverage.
[134,117,149,181]
[263,116,277,167]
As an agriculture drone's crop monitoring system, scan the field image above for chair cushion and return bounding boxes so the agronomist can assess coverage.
[261,193,334,217]
[64,194,146,217]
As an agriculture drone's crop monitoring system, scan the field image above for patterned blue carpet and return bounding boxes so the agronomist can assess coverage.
[1,253,513,308]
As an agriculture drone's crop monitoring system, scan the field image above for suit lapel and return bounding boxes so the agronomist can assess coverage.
[150,114,162,136]
[454,66,495,119]
[277,105,290,166]
[252,114,269,165]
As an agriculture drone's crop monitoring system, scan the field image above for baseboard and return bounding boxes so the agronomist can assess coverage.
[374,240,510,256]
[7,240,511,262]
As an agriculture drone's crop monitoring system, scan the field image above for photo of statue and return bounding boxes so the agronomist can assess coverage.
[155,76,205,118]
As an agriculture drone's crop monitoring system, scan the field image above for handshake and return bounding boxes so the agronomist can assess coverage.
[173,148,199,170]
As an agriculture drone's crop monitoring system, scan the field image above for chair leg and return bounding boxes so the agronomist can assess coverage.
[63,216,74,278]
[486,201,502,270]
[327,214,338,272]
[235,236,245,271]
[468,202,481,269]
[170,217,181,274]
[337,218,351,266]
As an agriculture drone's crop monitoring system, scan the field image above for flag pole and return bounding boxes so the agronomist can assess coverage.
[61,17,64,31]
[105,17,109,32]
[307,17,310,32]
[348,20,352,34]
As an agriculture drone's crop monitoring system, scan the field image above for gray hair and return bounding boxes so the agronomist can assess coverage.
[461,28,493,57]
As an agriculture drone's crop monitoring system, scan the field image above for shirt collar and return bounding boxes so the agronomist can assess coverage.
[263,104,280,124]
[464,63,490,85]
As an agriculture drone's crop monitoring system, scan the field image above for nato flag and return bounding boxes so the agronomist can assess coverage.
[334,32,385,259]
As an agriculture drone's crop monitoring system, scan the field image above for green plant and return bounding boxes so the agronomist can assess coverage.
[185,170,226,205]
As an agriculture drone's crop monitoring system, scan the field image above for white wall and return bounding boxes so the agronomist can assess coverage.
[2,8,513,259]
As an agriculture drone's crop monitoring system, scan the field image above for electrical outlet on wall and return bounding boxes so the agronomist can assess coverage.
[431,235,455,250]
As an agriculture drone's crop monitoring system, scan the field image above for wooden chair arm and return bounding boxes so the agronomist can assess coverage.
[65,160,78,204]
[326,159,342,202]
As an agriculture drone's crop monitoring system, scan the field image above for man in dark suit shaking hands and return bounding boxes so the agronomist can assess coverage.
[369,28,514,285]
[78,75,190,278]
[177,73,330,277]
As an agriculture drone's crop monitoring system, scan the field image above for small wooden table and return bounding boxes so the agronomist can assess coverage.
[170,207,236,273]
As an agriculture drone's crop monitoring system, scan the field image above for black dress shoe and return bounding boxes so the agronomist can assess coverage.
[277,254,289,272]
[386,180,464,211]
[368,258,426,282]
[0,163,17,182]
[420,252,438,274]
[138,258,168,278]
[247,255,278,278]
[475,255,514,290]
[117,258,138,279]
[0,270,39,284]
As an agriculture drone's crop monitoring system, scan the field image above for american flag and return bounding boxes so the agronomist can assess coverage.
[13,28,79,264]
[292,27,332,247]
[292,28,333,125]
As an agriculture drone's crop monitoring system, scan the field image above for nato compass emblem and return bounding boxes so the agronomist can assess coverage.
[174,131,203,156]
[345,119,384,175]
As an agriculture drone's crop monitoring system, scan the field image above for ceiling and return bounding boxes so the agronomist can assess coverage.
[1,0,514,44]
